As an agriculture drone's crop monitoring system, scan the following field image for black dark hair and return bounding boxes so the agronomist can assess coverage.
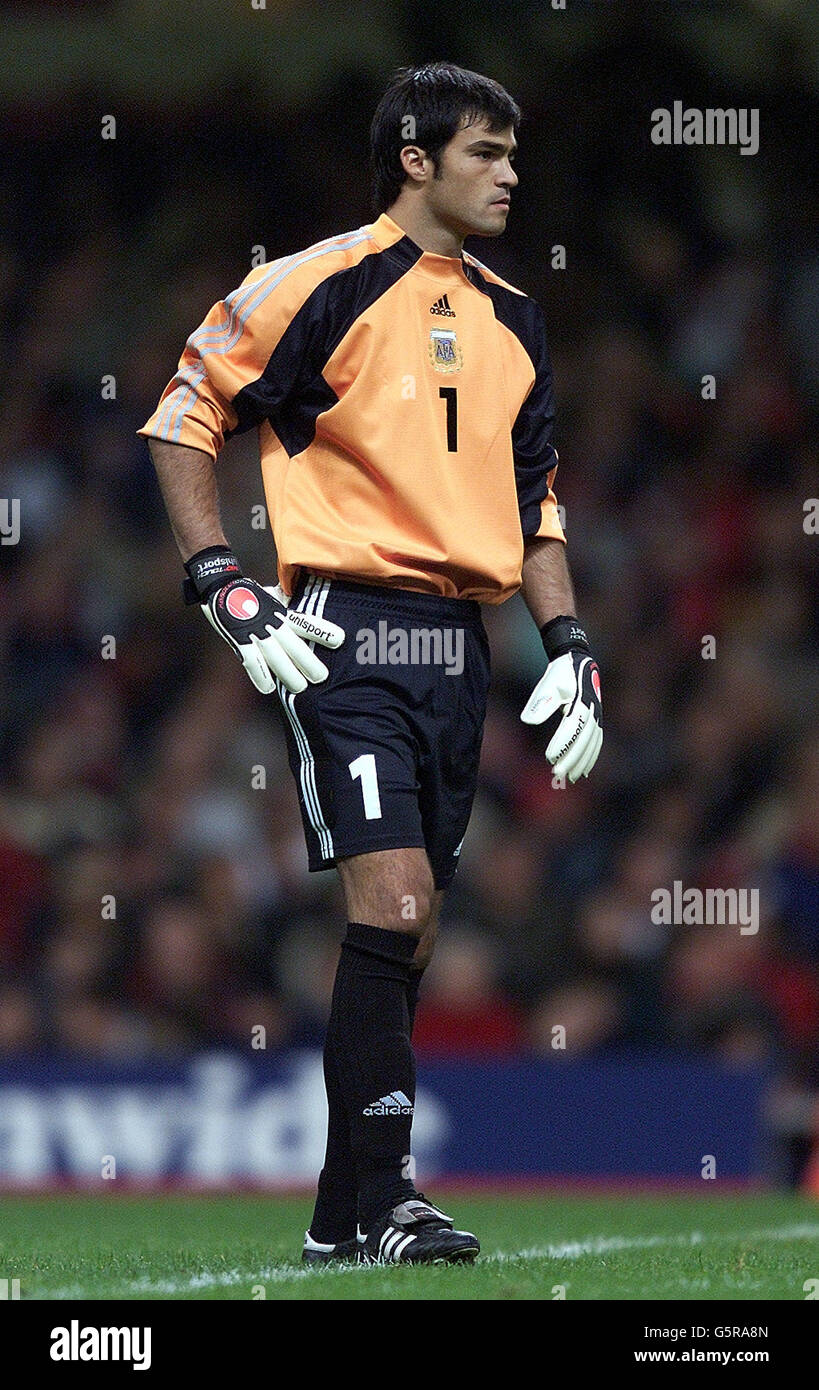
[370,62,521,214]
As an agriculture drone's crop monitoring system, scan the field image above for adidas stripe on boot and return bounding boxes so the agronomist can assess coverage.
[360,1197,480,1265]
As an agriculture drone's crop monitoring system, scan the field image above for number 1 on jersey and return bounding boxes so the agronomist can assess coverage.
[439,387,458,451]
[349,753,383,820]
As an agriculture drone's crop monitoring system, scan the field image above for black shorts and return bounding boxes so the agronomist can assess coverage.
[276,572,491,891]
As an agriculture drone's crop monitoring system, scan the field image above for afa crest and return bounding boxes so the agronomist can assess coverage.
[428,328,463,374]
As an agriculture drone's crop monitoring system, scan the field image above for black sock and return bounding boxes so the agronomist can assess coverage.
[310,961,425,1245]
[407,966,423,1032]
[326,921,419,1230]
[308,1040,358,1245]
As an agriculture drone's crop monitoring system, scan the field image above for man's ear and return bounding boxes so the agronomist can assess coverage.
[399,145,430,185]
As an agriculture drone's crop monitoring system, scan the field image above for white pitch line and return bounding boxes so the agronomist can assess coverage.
[27,1260,375,1301]
[492,1223,819,1262]
[25,1224,819,1300]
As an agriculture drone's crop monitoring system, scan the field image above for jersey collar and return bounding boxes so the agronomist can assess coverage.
[369,212,473,285]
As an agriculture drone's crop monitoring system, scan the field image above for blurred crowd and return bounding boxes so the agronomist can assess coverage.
[0,29,817,1186]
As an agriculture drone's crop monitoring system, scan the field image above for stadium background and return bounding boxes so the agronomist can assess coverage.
[0,0,816,1191]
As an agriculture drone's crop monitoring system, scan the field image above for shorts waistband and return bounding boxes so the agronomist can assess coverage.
[292,571,484,627]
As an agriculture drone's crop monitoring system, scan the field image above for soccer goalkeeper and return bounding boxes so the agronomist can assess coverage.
[138,62,602,1266]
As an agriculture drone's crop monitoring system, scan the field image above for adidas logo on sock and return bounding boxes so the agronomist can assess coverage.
[362,1090,414,1116]
[429,294,455,317]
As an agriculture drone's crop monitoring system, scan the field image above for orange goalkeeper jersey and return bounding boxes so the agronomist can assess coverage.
[138,212,565,603]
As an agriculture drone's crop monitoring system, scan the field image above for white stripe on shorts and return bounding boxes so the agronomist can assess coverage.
[277,576,334,860]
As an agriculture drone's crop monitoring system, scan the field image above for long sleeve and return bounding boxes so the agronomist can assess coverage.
[511,303,565,543]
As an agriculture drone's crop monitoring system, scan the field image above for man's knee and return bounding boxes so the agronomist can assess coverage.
[337,850,435,938]
[397,881,435,936]
[375,874,434,937]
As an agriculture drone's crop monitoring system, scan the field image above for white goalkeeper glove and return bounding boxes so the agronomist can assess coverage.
[182,546,345,694]
[520,615,603,782]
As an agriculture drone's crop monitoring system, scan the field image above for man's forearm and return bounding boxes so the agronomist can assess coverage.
[520,536,577,629]
[148,439,229,563]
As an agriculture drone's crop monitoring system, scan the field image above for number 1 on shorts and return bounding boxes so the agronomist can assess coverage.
[349,753,383,820]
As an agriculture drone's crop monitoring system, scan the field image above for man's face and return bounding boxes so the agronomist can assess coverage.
[423,118,518,238]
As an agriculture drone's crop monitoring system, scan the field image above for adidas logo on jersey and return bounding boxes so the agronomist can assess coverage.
[429,294,456,317]
[363,1090,414,1116]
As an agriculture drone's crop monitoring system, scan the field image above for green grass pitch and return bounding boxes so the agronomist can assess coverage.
[3,1192,818,1300]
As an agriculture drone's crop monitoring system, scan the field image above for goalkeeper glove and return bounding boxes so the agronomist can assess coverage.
[520,615,602,782]
[182,546,345,695]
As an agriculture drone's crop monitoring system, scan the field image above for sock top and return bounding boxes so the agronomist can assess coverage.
[345,921,419,964]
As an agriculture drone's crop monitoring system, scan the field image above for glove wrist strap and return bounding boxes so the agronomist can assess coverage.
[182,546,243,605]
[540,614,591,659]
